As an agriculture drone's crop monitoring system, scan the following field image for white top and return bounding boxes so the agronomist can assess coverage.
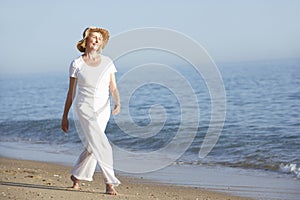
[69,55,117,109]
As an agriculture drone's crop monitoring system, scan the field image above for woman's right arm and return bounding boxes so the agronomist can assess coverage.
[61,77,77,133]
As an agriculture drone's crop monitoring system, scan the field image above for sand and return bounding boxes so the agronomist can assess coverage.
[0,157,252,200]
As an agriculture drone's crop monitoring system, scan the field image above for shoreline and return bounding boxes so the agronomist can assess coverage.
[0,157,252,200]
[1,143,300,199]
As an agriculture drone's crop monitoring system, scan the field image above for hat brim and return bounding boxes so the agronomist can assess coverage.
[76,27,110,53]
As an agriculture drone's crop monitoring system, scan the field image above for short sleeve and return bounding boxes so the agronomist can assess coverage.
[69,60,79,78]
[108,57,117,74]
[110,62,117,74]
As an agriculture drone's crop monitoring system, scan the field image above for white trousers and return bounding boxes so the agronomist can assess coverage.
[72,98,120,186]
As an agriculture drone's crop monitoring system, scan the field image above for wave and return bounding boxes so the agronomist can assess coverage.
[172,160,300,179]
[279,163,300,179]
[0,119,80,144]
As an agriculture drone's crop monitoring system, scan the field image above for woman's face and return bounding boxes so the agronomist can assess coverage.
[85,32,103,52]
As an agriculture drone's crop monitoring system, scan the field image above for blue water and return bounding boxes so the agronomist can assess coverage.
[1,58,300,182]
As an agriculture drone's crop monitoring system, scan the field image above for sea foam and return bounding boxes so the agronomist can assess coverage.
[279,163,300,179]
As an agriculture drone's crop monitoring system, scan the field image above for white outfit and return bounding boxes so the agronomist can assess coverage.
[69,55,120,186]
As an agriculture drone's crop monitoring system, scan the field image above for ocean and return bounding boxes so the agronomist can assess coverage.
[0,58,299,199]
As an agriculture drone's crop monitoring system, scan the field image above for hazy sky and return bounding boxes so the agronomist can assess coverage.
[1,0,299,74]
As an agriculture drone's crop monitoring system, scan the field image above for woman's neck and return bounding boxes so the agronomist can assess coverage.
[84,51,100,61]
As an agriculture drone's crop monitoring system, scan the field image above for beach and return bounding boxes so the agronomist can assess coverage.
[1,0,300,198]
[0,157,253,200]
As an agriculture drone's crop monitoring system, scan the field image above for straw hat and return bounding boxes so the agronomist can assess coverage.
[76,26,110,52]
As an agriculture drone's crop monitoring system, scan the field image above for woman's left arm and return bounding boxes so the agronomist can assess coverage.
[110,73,120,115]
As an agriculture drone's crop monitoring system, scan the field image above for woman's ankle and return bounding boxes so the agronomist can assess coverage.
[70,175,80,189]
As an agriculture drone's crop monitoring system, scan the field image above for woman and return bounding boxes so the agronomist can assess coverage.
[61,26,121,195]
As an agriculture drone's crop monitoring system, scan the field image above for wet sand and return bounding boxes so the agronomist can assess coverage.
[0,157,252,200]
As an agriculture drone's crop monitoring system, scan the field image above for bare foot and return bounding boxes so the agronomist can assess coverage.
[70,175,80,189]
[106,184,117,195]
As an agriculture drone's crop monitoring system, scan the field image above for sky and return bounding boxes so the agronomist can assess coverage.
[0,0,299,74]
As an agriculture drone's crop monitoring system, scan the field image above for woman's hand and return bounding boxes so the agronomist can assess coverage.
[112,104,120,115]
[61,117,69,133]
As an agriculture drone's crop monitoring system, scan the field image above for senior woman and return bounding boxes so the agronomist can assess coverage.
[61,26,120,195]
